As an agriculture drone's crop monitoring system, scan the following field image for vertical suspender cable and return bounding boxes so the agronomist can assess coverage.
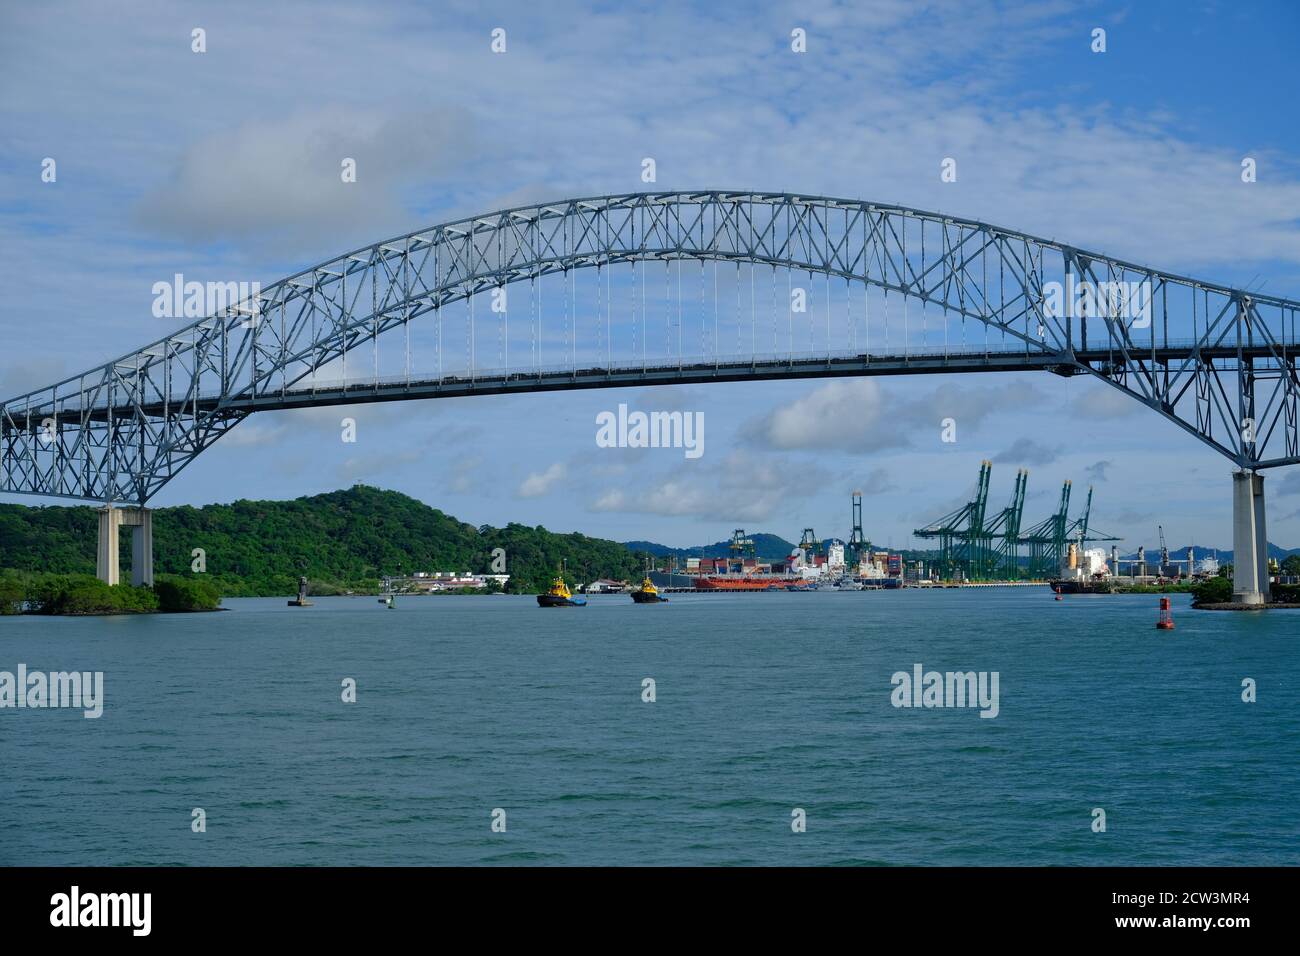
[750,201,756,359]
[902,215,908,358]
[920,218,926,348]
[863,207,869,355]
[436,237,442,381]
[825,207,831,359]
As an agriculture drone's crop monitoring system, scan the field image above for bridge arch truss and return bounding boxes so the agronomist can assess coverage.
[3,190,1299,503]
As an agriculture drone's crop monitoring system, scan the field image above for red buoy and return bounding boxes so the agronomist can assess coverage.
[1156,596,1175,630]
[1054,586,1063,601]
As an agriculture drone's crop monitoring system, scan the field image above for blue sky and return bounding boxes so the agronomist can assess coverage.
[2,0,1299,550]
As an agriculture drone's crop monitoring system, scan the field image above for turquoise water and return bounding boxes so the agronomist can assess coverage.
[1,589,1296,866]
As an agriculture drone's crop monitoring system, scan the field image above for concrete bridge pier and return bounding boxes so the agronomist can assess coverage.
[96,505,154,587]
[1231,470,1269,605]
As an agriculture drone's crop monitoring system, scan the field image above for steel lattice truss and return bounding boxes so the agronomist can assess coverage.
[3,190,1299,503]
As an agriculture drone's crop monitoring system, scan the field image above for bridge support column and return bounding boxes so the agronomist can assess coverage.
[128,508,154,587]
[1231,471,1269,605]
[96,506,121,586]
[95,505,153,587]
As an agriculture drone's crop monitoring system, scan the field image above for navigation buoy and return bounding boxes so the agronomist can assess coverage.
[1054,586,1063,601]
[1156,596,1175,630]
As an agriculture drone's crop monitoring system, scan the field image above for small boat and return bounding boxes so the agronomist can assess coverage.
[631,576,667,604]
[537,571,587,607]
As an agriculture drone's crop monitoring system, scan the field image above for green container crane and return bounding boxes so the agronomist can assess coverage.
[913,460,994,580]
[728,528,755,572]
[985,469,1029,579]
[1021,480,1073,578]
[847,491,869,568]
[1066,485,1122,555]
[1021,483,1121,577]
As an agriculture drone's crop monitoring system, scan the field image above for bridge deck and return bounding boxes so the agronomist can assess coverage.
[3,343,1293,432]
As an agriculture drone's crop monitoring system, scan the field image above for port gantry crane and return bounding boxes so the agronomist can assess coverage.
[1020,480,1073,579]
[916,464,1120,580]
[727,528,755,573]
[798,527,821,562]
[912,460,994,580]
[985,469,1029,579]
[1065,485,1121,561]
[847,491,869,568]
[1021,481,1121,577]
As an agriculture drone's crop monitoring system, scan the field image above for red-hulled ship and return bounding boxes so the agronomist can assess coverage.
[692,575,791,591]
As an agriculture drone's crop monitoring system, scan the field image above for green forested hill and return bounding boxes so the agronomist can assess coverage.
[0,485,649,595]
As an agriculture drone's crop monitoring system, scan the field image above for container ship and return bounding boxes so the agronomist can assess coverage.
[647,543,906,593]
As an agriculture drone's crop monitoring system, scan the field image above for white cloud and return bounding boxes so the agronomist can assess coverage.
[590,451,823,522]
[1072,382,1147,419]
[336,448,422,481]
[220,422,289,448]
[745,379,1021,452]
[753,379,900,451]
[518,462,567,497]
[136,108,473,252]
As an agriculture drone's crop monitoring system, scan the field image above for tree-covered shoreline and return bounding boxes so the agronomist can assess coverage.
[1,485,653,599]
[0,571,222,616]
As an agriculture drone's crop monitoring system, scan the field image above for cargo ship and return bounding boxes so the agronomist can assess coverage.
[1048,578,1115,595]
[693,575,791,591]
[1050,542,1117,594]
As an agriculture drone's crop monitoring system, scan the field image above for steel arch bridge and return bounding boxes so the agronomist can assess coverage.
[3,190,1300,507]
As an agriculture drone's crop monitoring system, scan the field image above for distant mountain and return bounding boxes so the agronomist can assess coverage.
[1118,543,1298,562]
[623,533,798,562]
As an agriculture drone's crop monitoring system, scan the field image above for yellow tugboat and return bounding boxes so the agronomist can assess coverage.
[537,568,587,607]
[631,575,668,603]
